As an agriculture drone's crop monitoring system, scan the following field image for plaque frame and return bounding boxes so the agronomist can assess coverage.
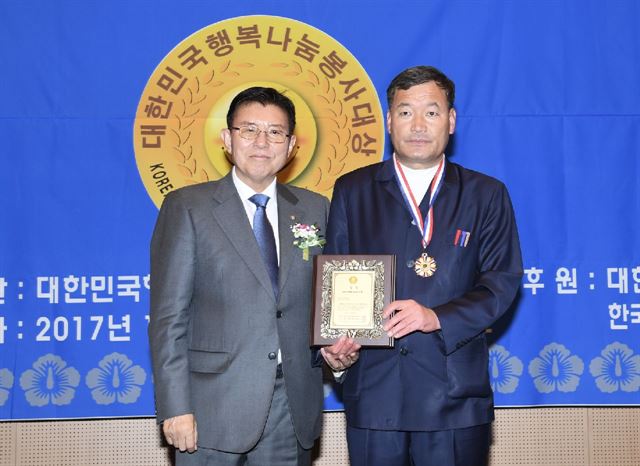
[311,254,395,347]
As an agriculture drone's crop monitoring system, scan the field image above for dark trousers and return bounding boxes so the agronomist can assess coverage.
[347,423,491,466]
[176,375,310,466]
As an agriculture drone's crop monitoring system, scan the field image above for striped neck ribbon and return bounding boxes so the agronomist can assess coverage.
[393,154,446,250]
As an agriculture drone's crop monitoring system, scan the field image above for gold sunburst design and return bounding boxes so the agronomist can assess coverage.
[414,253,437,278]
[133,15,385,207]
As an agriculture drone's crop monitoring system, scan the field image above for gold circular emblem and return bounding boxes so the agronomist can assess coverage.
[349,276,358,285]
[414,253,437,278]
[133,15,385,207]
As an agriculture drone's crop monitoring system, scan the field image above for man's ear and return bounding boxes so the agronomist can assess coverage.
[287,134,297,158]
[221,127,233,155]
[448,108,457,135]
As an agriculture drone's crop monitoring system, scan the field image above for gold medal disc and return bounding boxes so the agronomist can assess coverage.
[414,253,437,278]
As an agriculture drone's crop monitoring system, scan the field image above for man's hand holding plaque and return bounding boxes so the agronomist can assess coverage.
[382,299,441,339]
[320,335,361,371]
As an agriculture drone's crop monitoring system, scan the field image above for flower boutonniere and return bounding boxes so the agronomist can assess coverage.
[290,223,326,260]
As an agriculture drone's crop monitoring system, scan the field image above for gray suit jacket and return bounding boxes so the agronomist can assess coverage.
[148,174,328,452]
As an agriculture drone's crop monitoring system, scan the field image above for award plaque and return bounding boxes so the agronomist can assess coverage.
[311,255,395,347]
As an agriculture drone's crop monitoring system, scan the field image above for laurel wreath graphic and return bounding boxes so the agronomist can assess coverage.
[171,59,349,195]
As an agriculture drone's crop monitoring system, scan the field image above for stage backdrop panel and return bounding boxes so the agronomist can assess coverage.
[0,0,638,420]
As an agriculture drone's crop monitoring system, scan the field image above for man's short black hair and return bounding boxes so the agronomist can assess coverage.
[387,66,455,109]
[226,87,296,134]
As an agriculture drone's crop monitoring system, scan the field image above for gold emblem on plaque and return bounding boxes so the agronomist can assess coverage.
[414,253,437,278]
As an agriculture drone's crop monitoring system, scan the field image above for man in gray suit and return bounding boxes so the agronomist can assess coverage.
[149,87,359,465]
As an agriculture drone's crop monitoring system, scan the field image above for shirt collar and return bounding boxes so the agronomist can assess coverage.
[231,167,278,202]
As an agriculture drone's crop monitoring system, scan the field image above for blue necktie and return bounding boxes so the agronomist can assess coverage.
[249,194,279,298]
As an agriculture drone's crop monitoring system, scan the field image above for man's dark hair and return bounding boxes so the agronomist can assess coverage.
[226,86,296,134]
[386,66,455,109]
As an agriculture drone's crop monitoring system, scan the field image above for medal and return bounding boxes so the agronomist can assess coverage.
[414,252,437,277]
[393,155,446,278]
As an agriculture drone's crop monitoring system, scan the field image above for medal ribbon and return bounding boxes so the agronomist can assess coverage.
[393,155,446,249]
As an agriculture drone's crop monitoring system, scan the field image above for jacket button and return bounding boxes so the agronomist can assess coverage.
[276,311,283,318]
[268,352,277,360]
[406,260,415,268]
[400,347,409,356]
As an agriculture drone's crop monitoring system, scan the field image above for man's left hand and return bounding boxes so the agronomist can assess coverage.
[321,335,361,371]
[383,299,441,338]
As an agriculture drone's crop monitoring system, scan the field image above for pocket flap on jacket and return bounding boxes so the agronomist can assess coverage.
[188,349,230,373]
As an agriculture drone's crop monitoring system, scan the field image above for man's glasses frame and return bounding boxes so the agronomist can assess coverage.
[229,125,291,144]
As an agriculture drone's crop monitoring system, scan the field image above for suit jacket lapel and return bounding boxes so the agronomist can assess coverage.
[426,159,456,216]
[376,158,409,211]
[276,183,304,297]
[210,174,276,303]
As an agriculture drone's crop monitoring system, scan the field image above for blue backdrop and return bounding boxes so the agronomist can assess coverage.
[1,0,639,420]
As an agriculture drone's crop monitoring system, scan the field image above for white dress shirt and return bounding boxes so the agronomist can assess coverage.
[232,168,280,264]
[396,157,440,204]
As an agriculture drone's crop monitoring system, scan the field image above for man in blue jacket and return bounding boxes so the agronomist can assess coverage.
[324,66,523,466]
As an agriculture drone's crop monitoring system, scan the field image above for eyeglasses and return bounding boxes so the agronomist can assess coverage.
[230,125,291,144]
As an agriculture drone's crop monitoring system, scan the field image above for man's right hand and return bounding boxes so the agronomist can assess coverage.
[163,413,198,452]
